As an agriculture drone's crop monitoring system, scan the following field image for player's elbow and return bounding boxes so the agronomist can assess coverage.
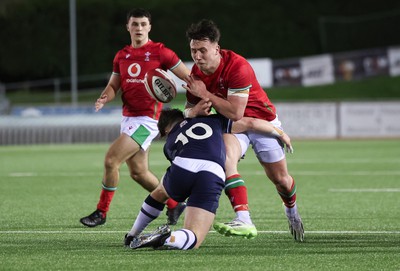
[245,118,258,131]
[219,107,244,121]
[229,114,243,122]
[229,109,245,122]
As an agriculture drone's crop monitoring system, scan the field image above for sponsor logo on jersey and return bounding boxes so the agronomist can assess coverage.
[126,63,143,83]
[128,63,141,77]
[126,78,144,83]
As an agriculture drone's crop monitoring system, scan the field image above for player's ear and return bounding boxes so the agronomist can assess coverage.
[215,44,220,55]
[126,24,129,32]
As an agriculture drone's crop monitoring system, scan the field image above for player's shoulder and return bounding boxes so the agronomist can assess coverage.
[115,45,131,56]
[221,49,249,68]
[145,41,177,56]
[221,49,246,61]
[112,45,129,61]
[119,44,132,52]
[195,114,227,125]
[117,42,169,52]
[146,40,168,49]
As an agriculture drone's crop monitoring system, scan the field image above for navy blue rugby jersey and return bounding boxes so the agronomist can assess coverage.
[163,114,233,169]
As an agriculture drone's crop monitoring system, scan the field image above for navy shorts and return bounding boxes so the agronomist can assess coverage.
[162,164,225,214]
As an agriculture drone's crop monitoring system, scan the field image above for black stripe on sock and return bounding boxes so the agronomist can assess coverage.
[140,207,159,220]
[144,195,165,211]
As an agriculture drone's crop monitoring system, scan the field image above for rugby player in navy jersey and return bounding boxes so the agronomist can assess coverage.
[124,105,292,250]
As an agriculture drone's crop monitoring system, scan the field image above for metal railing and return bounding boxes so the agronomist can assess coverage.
[2,72,110,105]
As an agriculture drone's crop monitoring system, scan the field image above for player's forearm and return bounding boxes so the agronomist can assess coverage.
[232,117,269,134]
[99,85,117,102]
[94,84,118,112]
[248,118,293,153]
[99,74,120,103]
[233,117,281,136]
[253,119,285,138]
[204,93,245,121]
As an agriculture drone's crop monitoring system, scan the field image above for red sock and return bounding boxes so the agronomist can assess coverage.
[96,188,115,216]
[226,186,249,212]
[278,177,297,208]
[166,198,178,209]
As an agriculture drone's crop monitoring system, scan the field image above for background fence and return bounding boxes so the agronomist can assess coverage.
[1,100,400,145]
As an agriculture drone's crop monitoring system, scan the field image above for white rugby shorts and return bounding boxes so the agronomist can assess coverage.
[120,116,159,151]
[234,115,285,163]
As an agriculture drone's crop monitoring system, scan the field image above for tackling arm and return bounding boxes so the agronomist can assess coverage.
[170,62,191,80]
[183,75,247,121]
[232,117,294,153]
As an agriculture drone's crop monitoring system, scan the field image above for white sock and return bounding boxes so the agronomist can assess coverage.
[236,210,253,224]
[285,203,298,217]
[128,198,163,236]
[164,229,197,250]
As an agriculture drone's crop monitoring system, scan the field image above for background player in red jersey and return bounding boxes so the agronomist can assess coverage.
[80,8,189,227]
[183,19,304,241]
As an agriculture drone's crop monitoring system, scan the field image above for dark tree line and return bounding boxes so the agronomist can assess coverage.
[1,0,399,82]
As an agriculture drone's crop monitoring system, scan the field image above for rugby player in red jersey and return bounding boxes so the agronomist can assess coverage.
[80,8,188,227]
[183,19,304,242]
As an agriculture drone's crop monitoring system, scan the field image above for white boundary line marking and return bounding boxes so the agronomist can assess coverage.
[6,170,400,177]
[329,188,400,192]
[1,230,399,234]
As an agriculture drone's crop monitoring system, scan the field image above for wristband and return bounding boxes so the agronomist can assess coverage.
[271,127,284,137]
[183,108,192,118]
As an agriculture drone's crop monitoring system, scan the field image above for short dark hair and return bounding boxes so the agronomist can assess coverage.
[126,8,151,24]
[186,19,220,43]
[157,108,184,137]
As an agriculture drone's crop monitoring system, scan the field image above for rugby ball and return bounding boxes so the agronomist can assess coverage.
[144,68,177,103]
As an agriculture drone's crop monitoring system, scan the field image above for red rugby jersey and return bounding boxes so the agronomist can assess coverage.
[187,49,276,121]
[113,40,181,119]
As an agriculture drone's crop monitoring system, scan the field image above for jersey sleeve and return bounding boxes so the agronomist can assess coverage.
[227,59,252,98]
[159,45,181,71]
[112,51,121,75]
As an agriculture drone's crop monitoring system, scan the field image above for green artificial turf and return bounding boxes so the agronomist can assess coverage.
[0,140,399,270]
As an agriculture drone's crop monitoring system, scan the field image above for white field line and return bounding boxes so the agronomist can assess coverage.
[243,171,400,176]
[1,230,400,234]
[241,159,400,164]
[6,170,400,177]
[329,188,400,192]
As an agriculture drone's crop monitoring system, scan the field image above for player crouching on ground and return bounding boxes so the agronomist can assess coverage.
[124,104,293,250]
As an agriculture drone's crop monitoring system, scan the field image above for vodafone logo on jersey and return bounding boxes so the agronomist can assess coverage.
[128,63,141,77]
[126,63,143,83]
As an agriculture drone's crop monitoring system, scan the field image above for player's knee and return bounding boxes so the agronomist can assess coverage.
[270,174,292,192]
[104,156,120,170]
[225,147,242,169]
[130,170,145,181]
[130,170,158,190]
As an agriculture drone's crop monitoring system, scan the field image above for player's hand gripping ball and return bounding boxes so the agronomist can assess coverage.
[144,68,177,103]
